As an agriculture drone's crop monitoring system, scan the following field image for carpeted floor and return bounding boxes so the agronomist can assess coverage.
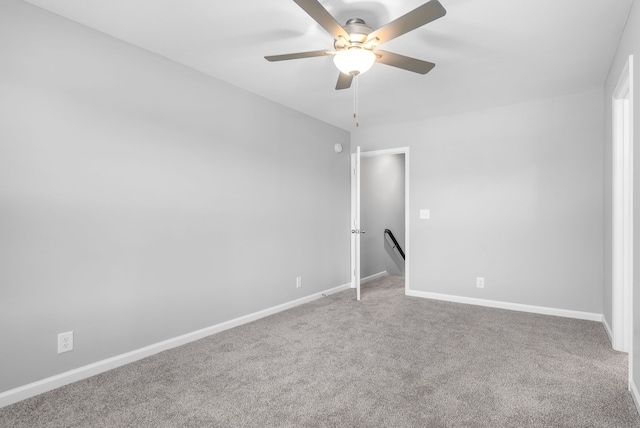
[1,275,639,427]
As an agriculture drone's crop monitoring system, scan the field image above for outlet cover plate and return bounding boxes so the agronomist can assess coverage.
[58,331,74,354]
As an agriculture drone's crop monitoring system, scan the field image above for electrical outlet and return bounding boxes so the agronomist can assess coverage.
[476,277,485,289]
[58,331,74,354]
[296,276,302,288]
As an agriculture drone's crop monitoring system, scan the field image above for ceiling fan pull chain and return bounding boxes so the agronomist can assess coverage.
[354,73,359,128]
[353,74,356,122]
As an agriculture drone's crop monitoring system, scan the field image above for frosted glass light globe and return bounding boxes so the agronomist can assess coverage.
[333,48,375,76]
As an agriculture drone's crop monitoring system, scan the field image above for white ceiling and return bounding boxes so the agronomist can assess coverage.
[23,0,634,131]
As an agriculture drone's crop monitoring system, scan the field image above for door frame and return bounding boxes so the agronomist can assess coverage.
[351,147,410,295]
[611,55,633,381]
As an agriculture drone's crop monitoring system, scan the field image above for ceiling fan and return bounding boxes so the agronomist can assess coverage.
[265,0,446,90]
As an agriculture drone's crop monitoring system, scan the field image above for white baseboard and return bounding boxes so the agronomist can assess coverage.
[631,379,640,416]
[361,271,388,284]
[0,282,351,409]
[406,289,603,322]
[602,315,614,344]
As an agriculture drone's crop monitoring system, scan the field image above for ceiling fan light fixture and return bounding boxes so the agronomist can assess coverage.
[333,47,376,76]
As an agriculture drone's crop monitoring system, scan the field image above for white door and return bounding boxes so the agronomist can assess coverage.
[351,146,362,300]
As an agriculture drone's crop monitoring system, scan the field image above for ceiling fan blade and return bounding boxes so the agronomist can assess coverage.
[375,50,435,74]
[293,0,350,41]
[265,50,333,62]
[367,0,446,45]
[335,72,353,90]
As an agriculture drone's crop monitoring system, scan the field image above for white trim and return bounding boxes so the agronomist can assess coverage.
[630,52,636,402]
[612,55,634,354]
[406,290,603,322]
[405,149,410,297]
[359,147,408,158]
[611,55,635,392]
[360,271,388,284]
[0,282,351,409]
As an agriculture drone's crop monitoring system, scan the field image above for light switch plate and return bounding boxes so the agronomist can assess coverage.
[420,209,430,220]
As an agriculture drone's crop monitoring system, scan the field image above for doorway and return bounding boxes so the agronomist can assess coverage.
[351,147,410,300]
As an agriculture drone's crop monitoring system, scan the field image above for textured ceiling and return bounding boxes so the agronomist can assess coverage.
[22,0,634,130]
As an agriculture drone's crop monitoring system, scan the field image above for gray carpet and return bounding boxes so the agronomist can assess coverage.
[2,275,639,427]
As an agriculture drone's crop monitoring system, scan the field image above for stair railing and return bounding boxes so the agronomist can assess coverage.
[384,229,405,261]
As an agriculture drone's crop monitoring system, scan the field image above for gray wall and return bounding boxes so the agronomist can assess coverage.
[360,154,405,278]
[0,0,350,393]
[603,0,640,392]
[352,87,604,314]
